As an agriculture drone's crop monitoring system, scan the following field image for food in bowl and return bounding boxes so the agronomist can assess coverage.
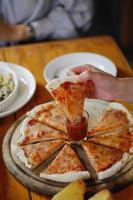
[0,62,19,112]
[0,73,15,102]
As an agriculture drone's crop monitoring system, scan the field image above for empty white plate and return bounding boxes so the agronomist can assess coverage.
[0,62,36,118]
[44,52,117,82]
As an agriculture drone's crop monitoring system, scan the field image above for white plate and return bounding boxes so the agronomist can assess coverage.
[0,63,36,118]
[44,52,117,82]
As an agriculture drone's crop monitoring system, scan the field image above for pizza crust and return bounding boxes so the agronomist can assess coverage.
[40,171,90,182]
[12,144,33,169]
[45,76,78,92]
[98,152,131,179]
[19,117,32,134]
[17,135,26,145]
[26,101,55,117]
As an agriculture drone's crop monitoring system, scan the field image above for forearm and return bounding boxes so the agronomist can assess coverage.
[116,78,133,103]
[0,20,15,41]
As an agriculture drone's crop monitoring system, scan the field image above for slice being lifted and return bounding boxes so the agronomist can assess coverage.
[14,140,65,169]
[27,101,66,132]
[82,141,130,179]
[17,117,68,146]
[89,102,133,134]
[40,144,90,182]
[46,76,87,123]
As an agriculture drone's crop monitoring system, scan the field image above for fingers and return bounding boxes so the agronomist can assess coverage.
[67,64,119,101]
[67,64,104,76]
[77,70,110,86]
[86,80,95,98]
[67,67,86,76]
[77,71,90,82]
[72,64,95,74]
[77,70,101,83]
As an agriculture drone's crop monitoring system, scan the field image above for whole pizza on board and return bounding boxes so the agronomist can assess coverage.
[13,76,133,183]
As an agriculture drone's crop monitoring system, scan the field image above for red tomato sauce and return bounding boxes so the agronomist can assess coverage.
[66,116,88,141]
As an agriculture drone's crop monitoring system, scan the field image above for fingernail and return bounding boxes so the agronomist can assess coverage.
[78,71,89,82]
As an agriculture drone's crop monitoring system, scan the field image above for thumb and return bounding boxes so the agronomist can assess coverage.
[77,71,91,82]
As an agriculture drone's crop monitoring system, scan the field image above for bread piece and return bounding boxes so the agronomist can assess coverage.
[52,180,86,200]
[89,189,113,200]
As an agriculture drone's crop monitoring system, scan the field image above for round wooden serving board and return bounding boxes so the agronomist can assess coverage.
[2,99,133,195]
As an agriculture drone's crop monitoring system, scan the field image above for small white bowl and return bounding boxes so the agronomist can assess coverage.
[0,62,19,112]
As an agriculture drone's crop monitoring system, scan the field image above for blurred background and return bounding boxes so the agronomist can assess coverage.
[90,0,133,67]
[0,0,133,67]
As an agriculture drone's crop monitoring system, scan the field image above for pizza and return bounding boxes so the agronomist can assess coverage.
[90,128,133,153]
[14,140,65,169]
[17,117,68,146]
[27,101,66,132]
[46,76,87,123]
[89,102,133,134]
[12,100,133,183]
[82,141,130,179]
[40,144,90,182]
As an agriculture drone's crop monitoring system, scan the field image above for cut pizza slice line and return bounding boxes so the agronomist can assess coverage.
[27,101,66,132]
[40,144,90,182]
[17,117,68,146]
[89,102,133,134]
[89,129,133,153]
[14,140,65,169]
[82,141,130,179]
[46,76,87,123]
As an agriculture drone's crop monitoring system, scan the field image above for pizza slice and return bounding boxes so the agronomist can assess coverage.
[89,102,133,134]
[14,140,65,169]
[17,117,68,146]
[90,129,133,153]
[40,144,90,182]
[82,141,130,179]
[27,101,66,132]
[46,76,87,123]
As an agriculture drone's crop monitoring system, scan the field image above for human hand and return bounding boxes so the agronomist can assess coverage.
[0,21,31,42]
[69,65,120,101]
[9,24,31,41]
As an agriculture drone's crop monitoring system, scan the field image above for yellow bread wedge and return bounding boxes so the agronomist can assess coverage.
[89,189,113,200]
[52,180,86,200]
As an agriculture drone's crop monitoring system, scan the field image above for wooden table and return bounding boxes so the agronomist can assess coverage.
[0,36,133,200]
